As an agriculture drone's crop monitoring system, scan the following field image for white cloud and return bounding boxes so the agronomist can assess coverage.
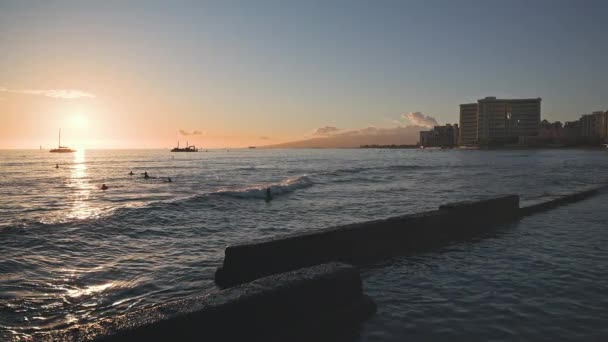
[0,87,95,99]
[402,112,439,128]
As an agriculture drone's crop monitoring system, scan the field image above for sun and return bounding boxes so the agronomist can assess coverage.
[69,114,89,129]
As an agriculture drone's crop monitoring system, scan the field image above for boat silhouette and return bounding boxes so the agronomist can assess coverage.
[171,140,198,152]
[49,129,76,153]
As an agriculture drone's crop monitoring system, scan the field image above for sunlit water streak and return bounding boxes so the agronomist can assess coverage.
[1,148,607,340]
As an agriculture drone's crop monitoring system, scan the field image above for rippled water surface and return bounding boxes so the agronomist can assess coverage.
[360,192,608,341]
[1,148,607,340]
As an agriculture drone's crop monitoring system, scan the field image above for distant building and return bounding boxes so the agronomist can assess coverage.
[580,111,608,141]
[539,120,563,140]
[532,111,608,146]
[419,131,433,147]
[477,97,541,144]
[459,103,477,145]
[563,120,580,133]
[459,97,542,146]
[420,124,459,147]
[561,121,583,145]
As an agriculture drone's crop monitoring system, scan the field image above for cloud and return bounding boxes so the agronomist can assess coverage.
[402,112,438,128]
[0,87,95,99]
[259,136,271,140]
[179,129,204,136]
[312,126,340,136]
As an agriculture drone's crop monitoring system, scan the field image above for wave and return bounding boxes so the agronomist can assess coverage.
[213,175,313,199]
[0,175,314,231]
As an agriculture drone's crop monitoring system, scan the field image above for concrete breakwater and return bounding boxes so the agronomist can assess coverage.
[216,186,607,288]
[216,195,520,287]
[41,263,375,341]
[520,186,606,216]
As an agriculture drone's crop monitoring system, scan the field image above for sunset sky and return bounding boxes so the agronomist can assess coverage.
[1,0,607,149]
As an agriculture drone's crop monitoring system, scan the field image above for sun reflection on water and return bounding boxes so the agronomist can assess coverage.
[68,149,96,220]
[66,282,115,298]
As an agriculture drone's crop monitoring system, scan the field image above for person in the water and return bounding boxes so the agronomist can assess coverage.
[167,177,172,183]
[100,184,109,190]
[143,171,149,179]
[129,171,134,176]
[55,163,59,169]
[265,187,273,202]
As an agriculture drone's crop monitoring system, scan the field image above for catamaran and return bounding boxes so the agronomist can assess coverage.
[49,129,76,153]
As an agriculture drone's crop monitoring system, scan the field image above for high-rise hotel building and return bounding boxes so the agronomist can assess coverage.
[459,97,542,145]
[459,103,478,145]
[580,111,608,140]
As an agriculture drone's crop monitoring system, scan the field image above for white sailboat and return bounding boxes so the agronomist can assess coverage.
[49,129,76,153]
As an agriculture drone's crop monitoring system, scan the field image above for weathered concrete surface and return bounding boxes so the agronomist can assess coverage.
[40,263,375,342]
[439,194,519,217]
[216,195,520,288]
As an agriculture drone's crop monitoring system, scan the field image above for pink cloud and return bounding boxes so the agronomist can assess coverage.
[402,112,438,128]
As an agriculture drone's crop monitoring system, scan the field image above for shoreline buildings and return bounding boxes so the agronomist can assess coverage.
[459,97,542,146]
[580,111,608,140]
[459,103,478,145]
[420,96,606,148]
[419,124,459,148]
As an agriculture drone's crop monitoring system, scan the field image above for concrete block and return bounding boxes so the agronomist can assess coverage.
[40,263,375,342]
[520,186,605,216]
[216,195,521,287]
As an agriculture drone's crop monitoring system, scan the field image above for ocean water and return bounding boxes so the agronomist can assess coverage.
[361,191,608,341]
[1,148,607,340]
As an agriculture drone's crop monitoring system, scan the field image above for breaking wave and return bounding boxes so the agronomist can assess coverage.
[213,175,313,199]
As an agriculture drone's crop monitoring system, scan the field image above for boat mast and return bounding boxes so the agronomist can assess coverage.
[58,129,61,148]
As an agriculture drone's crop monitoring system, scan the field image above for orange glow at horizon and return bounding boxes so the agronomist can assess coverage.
[0,89,292,149]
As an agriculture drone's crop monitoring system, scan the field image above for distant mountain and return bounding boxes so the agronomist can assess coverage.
[264,126,424,148]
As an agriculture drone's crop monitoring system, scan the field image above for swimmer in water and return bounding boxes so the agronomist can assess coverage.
[143,171,150,179]
[265,187,273,202]
[55,163,59,169]
[129,171,134,176]
[100,184,109,190]
[167,177,172,183]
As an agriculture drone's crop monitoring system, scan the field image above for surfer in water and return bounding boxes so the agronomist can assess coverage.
[100,184,109,191]
[143,171,150,179]
[55,163,59,169]
[167,177,172,183]
[129,171,134,176]
[265,187,273,202]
